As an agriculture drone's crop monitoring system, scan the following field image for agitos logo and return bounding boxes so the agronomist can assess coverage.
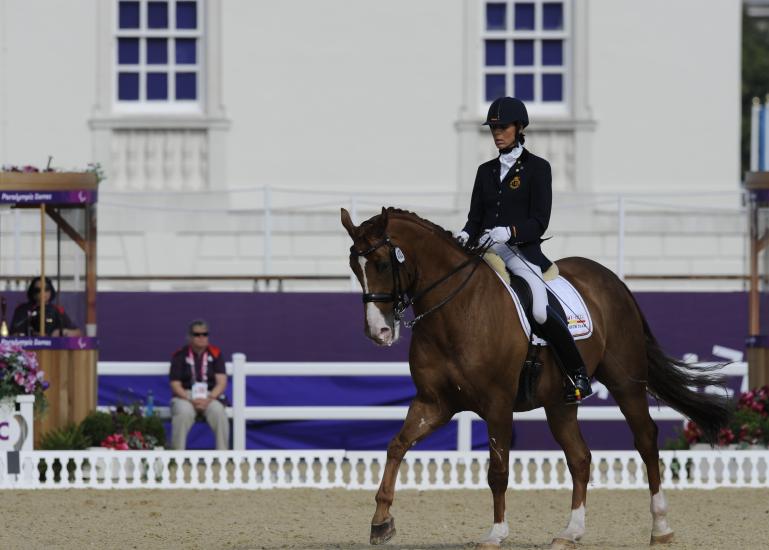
[0,421,10,440]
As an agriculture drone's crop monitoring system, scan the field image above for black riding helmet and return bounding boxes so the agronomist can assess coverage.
[483,97,529,128]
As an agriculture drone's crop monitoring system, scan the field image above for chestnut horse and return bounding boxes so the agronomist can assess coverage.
[341,207,732,549]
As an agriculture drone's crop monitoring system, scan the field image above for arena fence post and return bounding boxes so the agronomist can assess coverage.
[264,186,272,277]
[232,353,247,450]
[456,411,473,452]
[616,194,625,280]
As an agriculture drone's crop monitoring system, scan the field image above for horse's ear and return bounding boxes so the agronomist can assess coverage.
[371,207,388,236]
[340,208,357,238]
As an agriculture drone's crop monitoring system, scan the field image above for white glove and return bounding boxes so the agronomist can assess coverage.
[487,226,512,244]
[455,230,470,245]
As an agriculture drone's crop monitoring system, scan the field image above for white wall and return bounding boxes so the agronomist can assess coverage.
[222,0,463,192]
[0,0,96,168]
[0,0,748,289]
[587,0,741,193]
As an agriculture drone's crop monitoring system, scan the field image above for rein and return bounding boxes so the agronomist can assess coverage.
[350,236,490,328]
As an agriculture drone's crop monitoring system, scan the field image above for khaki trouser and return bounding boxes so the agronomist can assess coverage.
[170,394,229,450]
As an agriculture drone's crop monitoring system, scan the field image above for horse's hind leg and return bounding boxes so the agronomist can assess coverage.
[609,383,674,545]
[370,397,450,545]
[544,404,591,550]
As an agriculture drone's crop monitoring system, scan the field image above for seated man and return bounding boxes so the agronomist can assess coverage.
[10,277,82,336]
[169,319,229,450]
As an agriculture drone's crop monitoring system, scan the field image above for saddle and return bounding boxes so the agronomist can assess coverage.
[482,253,595,405]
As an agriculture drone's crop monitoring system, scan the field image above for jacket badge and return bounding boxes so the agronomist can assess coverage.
[510,175,521,190]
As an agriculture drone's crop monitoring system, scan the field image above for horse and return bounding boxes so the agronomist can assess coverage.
[341,206,732,549]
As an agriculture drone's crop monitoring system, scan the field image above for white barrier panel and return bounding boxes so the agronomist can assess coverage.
[98,358,749,452]
[1,450,766,490]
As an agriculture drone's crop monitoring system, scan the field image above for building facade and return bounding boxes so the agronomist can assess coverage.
[0,0,744,290]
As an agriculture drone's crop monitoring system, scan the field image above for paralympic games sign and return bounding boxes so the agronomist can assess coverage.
[0,189,97,205]
[0,337,98,350]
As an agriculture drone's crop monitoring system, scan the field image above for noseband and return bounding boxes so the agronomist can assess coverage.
[350,235,489,328]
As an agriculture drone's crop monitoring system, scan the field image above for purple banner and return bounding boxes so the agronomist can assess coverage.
[0,290,748,450]
[0,189,97,205]
[0,336,98,350]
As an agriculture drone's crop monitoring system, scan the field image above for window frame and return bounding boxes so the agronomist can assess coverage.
[480,0,572,118]
[113,0,204,114]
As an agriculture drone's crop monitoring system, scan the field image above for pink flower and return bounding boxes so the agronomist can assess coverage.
[101,433,129,450]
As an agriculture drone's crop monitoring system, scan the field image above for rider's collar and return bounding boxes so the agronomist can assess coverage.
[498,143,523,160]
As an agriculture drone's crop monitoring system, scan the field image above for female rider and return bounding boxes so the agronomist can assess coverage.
[456,96,592,403]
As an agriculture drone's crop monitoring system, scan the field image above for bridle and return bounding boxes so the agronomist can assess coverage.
[349,235,489,328]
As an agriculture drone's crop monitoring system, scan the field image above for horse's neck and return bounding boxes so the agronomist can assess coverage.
[392,220,483,305]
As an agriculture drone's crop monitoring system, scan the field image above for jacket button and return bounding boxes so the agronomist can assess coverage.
[496,201,500,205]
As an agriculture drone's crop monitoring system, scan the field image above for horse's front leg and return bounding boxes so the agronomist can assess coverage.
[370,397,450,545]
[477,409,513,549]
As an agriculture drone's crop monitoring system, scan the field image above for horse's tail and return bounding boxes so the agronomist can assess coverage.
[625,287,733,444]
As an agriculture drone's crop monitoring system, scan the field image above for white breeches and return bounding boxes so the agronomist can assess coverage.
[490,242,548,324]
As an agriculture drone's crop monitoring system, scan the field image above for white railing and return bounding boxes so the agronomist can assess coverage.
[97,355,749,452]
[1,449,766,490]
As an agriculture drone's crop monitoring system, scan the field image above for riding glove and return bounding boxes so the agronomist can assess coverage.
[455,230,470,246]
[486,226,512,244]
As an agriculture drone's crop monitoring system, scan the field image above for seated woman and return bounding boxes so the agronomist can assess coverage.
[10,277,81,337]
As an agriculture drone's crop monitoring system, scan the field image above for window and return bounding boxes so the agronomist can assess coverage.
[482,1,569,114]
[115,0,202,112]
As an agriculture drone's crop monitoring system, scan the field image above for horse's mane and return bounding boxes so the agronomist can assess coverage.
[385,207,473,252]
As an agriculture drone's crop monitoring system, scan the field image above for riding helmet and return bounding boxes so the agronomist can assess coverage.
[483,97,529,128]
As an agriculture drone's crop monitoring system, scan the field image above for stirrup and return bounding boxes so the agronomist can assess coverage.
[564,375,593,405]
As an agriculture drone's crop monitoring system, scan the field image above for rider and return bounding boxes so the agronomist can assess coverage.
[456,96,592,403]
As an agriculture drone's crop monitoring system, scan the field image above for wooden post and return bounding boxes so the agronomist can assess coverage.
[745,172,769,389]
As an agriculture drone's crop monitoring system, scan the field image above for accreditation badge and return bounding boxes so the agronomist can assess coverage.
[510,175,521,190]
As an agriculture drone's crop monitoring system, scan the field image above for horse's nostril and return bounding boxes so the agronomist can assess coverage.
[379,327,391,336]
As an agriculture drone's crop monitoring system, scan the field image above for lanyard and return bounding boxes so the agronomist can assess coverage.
[187,347,209,383]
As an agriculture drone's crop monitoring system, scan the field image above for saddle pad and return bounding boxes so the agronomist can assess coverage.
[485,261,593,345]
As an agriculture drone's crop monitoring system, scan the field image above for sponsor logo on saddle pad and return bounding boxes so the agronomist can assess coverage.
[488,269,593,344]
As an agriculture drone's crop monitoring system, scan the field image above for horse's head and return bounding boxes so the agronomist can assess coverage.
[341,207,404,346]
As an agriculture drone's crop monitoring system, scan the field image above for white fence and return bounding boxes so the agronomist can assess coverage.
[1,449,767,490]
[97,354,749,452]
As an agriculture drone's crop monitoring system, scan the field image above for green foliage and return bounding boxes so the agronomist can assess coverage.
[78,408,166,448]
[79,411,115,447]
[662,431,689,451]
[138,414,166,447]
[39,423,90,450]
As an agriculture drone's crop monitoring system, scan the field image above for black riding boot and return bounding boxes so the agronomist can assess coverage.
[537,305,593,404]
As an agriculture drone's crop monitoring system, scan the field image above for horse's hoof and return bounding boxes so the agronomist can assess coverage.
[370,516,396,545]
[550,538,578,550]
[650,531,674,545]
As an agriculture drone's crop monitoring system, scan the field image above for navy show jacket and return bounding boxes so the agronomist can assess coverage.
[462,147,553,271]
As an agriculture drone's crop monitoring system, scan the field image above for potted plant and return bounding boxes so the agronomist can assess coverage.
[0,341,49,414]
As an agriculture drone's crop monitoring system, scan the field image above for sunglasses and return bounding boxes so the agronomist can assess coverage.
[31,287,52,295]
[191,332,209,337]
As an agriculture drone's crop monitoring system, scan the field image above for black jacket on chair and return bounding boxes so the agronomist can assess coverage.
[462,148,553,272]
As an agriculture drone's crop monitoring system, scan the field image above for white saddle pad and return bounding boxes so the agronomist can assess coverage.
[489,268,593,345]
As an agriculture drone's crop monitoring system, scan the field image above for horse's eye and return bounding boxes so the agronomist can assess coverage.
[376,261,390,273]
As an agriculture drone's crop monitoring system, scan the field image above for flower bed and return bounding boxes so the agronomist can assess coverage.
[666,386,769,449]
